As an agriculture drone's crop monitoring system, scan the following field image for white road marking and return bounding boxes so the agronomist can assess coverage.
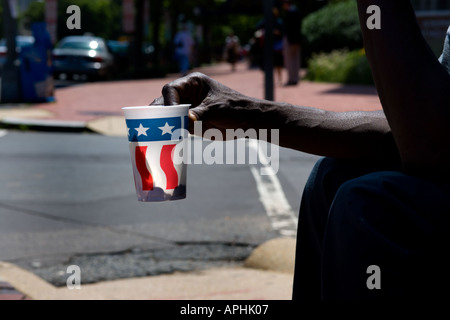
[0,129,7,138]
[248,139,298,237]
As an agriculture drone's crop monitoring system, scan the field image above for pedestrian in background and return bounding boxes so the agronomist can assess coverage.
[174,24,194,76]
[273,7,285,86]
[224,31,240,72]
[255,7,285,85]
[282,0,301,86]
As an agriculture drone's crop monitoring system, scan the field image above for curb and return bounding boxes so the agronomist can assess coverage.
[0,116,127,136]
[0,117,91,133]
[0,237,295,300]
[244,237,296,274]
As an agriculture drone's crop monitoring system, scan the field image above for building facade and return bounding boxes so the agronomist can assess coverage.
[412,0,450,55]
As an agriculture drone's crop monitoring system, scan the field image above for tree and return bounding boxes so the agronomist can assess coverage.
[0,1,3,38]
[57,0,121,40]
[20,1,44,31]
[20,0,121,42]
[302,0,362,55]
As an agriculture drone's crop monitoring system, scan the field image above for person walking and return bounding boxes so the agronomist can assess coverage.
[282,0,301,86]
[224,31,240,72]
[273,7,285,86]
[174,24,194,76]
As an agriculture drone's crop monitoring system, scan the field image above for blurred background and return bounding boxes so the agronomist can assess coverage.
[2,0,450,294]
[1,0,450,103]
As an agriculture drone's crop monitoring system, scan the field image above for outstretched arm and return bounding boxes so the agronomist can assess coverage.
[356,0,450,179]
[153,73,398,161]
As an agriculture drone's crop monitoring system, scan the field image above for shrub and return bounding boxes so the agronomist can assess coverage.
[305,48,374,85]
[302,0,362,55]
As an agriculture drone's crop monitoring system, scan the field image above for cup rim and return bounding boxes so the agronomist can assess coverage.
[122,104,191,110]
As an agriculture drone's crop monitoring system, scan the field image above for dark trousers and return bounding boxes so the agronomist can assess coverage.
[293,158,450,301]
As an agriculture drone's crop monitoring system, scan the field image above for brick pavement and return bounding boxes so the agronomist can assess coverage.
[28,62,382,124]
[0,280,30,300]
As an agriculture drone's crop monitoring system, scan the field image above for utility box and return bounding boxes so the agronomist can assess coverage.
[19,22,54,102]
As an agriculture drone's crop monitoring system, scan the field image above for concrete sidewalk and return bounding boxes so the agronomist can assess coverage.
[1,237,295,300]
[0,62,382,300]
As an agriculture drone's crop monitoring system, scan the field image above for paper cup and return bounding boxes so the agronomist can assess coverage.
[122,105,190,202]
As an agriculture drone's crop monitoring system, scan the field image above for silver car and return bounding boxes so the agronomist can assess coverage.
[52,35,114,80]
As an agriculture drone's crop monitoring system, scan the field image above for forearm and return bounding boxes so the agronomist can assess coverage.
[229,98,398,160]
[159,72,399,162]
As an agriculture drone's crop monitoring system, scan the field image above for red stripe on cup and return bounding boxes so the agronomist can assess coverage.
[160,144,178,190]
[135,146,153,191]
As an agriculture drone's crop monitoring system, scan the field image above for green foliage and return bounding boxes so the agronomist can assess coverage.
[20,1,44,30]
[0,2,3,38]
[302,0,362,54]
[20,0,121,41]
[57,0,121,40]
[306,48,374,85]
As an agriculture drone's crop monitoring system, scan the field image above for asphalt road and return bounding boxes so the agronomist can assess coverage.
[0,129,319,286]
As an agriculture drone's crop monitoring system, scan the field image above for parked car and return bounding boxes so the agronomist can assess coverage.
[52,35,114,80]
[0,35,35,70]
[106,40,155,73]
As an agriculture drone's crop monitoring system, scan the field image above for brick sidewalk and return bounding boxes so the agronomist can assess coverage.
[0,280,30,300]
[28,62,382,123]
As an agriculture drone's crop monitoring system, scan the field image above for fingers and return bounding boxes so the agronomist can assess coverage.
[150,97,200,122]
[150,73,212,134]
[149,96,164,105]
[160,72,211,106]
[162,83,181,105]
[151,95,200,134]
[161,74,199,105]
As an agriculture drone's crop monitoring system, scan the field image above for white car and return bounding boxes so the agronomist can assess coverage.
[52,36,114,80]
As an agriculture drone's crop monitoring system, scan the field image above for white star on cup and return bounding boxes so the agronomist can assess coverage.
[158,122,175,135]
[135,123,150,136]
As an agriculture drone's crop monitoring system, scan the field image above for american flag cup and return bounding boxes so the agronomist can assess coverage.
[122,105,190,202]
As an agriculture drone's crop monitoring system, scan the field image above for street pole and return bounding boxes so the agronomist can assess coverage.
[133,0,144,75]
[1,0,21,103]
[263,0,274,101]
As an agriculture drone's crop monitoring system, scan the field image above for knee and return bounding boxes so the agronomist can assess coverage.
[329,171,408,219]
[328,172,387,224]
[303,157,361,204]
[304,157,342,193]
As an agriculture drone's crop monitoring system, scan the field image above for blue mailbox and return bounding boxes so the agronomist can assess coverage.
[20,22,55,102]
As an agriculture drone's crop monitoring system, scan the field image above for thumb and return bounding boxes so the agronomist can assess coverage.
[188,110,198,122]
[188,111,197,135]
[187,105,207,134]
[189,102,209,122]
